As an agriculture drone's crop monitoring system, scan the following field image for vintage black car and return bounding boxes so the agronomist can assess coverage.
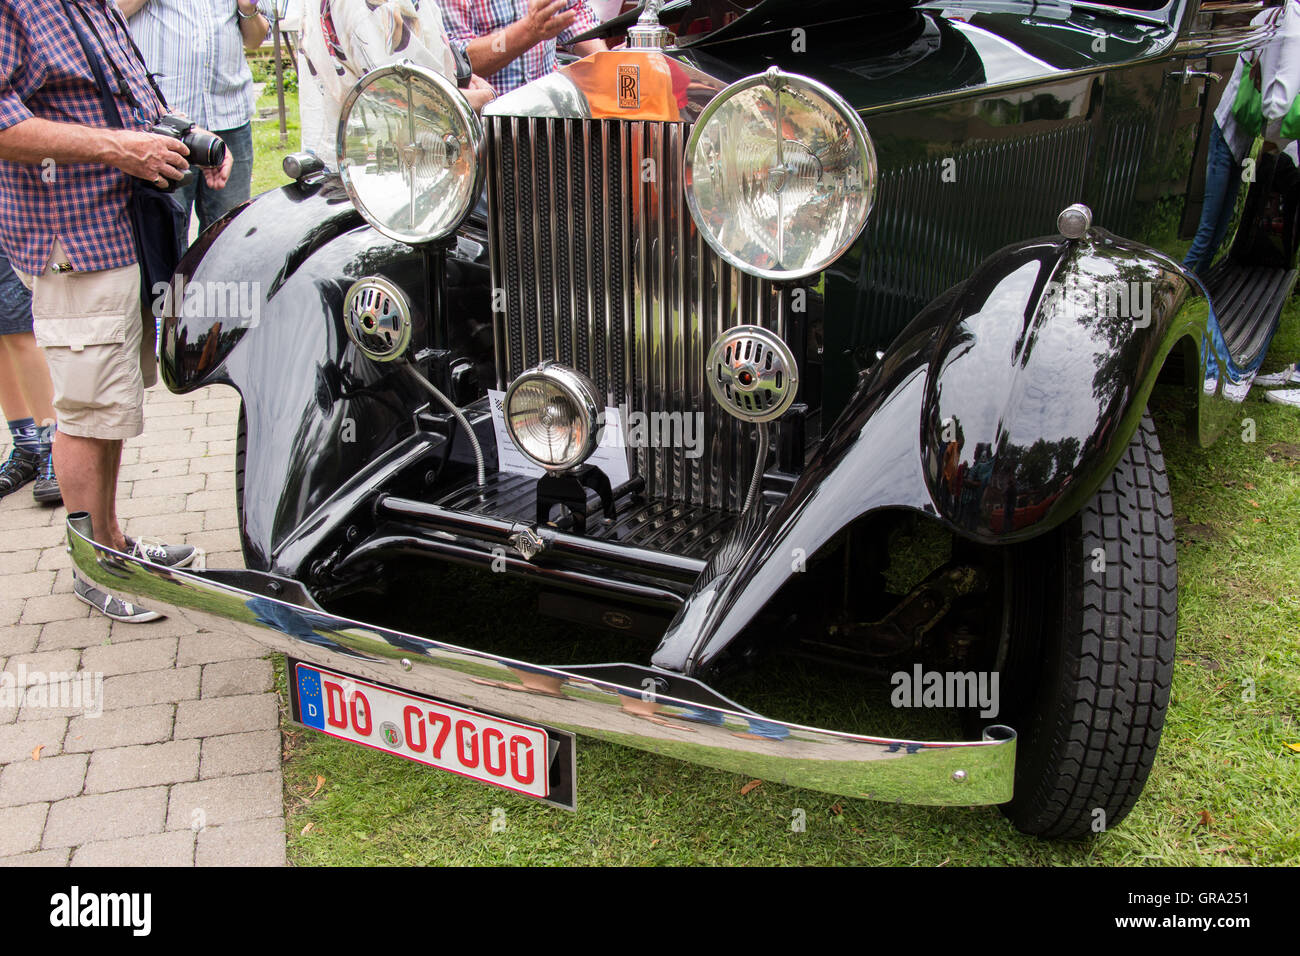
[69,0,1298,838]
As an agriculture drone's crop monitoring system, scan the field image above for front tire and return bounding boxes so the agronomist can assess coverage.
[999,412,1177,838]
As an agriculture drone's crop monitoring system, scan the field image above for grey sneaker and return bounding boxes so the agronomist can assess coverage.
[32,448,61,505]
[125,536,197,568]
[0,447,39,499]
[1264,387,1300,407]
[1254,363,1300,387]
[73,574,162,623]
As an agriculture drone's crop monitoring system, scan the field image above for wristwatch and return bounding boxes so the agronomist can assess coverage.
[236,2,260,18]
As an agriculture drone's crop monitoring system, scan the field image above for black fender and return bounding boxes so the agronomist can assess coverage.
[159,175,494,571]
[653,228,1219,676]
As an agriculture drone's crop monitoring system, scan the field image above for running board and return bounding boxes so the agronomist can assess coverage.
[1202,261,1298,365]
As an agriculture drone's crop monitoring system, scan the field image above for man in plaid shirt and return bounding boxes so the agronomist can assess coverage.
[0,0,233,622]
[442,0,607,95]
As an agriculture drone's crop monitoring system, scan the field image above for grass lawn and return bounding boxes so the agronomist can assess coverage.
[259,93,1298,861]
[249,86,300,197]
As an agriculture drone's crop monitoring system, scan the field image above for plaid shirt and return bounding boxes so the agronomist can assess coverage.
[0,0,165,274]
[441,0,600,95]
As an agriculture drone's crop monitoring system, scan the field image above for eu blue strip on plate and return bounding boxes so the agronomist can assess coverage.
[297,666,325,729]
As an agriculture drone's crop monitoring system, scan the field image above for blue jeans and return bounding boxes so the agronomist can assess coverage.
[0,251,33,336]
[173,121,254,238]
[1184,121,1243,277]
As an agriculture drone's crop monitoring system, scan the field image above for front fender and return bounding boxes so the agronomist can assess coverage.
[654,229,1213,676]
[159,176,493,571]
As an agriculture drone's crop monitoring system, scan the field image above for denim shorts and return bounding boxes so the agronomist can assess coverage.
[0,251,34,336]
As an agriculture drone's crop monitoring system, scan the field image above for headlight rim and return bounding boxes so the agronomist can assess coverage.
[503,362,603,473]
[684,67,877,282]
[336,62,485,245]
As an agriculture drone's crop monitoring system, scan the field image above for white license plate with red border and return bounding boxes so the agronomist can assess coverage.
[292,662,552,799]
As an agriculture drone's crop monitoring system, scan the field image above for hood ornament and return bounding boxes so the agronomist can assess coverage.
[627,0,672,49]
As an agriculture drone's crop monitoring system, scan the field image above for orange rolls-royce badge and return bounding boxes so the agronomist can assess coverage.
[618,65,640,109]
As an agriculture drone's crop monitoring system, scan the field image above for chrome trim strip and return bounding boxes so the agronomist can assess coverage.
[67,514,1017,807]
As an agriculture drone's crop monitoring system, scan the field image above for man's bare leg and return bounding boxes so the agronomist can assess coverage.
[54,431,125,549]
[0,332,56,425]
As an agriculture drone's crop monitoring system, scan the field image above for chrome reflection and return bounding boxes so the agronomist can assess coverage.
[66,514,1017,807]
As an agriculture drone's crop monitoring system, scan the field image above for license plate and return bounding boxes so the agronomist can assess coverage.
[291,662,563,802]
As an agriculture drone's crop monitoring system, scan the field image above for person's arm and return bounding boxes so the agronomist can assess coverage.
[571,38,607,57]
[0,116,190,182]
[557,1,604,56]
[117,0,149,18]
[457,0,578,79]
[236,1,269,50]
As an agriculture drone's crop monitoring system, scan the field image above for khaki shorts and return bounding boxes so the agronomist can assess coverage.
[16,240,156,440]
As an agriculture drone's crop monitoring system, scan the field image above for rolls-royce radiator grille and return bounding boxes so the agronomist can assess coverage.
[485,115,786,512]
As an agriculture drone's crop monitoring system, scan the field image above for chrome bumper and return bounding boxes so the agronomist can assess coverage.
[66,514,1017,807]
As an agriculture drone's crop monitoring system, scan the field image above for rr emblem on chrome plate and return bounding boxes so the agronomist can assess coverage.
[618,65,640,108]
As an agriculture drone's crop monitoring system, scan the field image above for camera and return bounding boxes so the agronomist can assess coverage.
[146,114,227,192]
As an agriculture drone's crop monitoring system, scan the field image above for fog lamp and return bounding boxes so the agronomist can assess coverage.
[504,363,601,472]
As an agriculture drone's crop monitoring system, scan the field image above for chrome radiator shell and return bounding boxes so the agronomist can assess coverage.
[484,114,786,512]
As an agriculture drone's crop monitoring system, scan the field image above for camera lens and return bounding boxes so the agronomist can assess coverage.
[183,129,227,168]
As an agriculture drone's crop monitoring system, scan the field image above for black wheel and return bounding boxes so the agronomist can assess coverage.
[998,411,1177,838]
[235,401,249,564]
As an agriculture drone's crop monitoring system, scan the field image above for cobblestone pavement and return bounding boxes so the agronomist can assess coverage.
[0,384,286,866]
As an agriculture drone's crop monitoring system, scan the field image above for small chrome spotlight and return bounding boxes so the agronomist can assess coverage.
[504,362,602,471]
[706,325,799,422]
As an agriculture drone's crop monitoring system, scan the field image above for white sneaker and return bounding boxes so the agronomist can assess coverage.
[1254,363,1300,387]
[1264,388,1300,407]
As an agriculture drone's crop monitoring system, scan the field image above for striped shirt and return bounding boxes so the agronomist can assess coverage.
[126,0,256,132]
[0,0,166,274]
[441,0,599,94]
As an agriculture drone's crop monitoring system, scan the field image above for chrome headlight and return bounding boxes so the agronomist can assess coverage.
[338,63,483,244]
[504,363,601,472]
[685,67,876,281]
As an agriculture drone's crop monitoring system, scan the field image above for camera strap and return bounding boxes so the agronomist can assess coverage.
[57,0,169,126]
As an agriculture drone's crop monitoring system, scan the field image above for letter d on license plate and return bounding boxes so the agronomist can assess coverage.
[293,662,552,800]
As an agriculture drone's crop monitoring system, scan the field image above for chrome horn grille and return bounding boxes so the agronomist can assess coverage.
[706,326,798,423]
[484,115,789,511]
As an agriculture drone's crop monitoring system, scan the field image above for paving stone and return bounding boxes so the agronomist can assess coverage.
[0,624,40,656]
[0,524,66,552]
[0,598,24,627]
[133,427,194,448]
[122,512,205,539]
[202,659,272,698]
[72,829,195,867]
[0,848,69,866]
[191,454,235,474]
[36,546,71,570]
[21,592,92,625]
[108,615,207,642]
[0,803,48,856]
[179,528,242,553]
[167,771,280,831]
[174,694,278,739]
[81,637,177,678]
[1,508,58,530]
[0,752,87,806]
[203,550,246,570]
[118,458,191,482]
[84,739,200,793]
[64,703,173,752]
[129,474,207,498]
[116,494,189,519]
[2,570,55,599]
[185,490,234,514]
[137,442,207,464]
[37,617,112,651]
[195,817,285,866]
[100,666,199,710]
[202,508,239,532]
[42,786,168,848]
[190,425,235,443]
[200,730,280,779]
[51,567,77,593]
[176,633,264,666]
[118,444,139,465]
[0,717,67,763]
[0,550,40,574]
[204,470,235,491]
[206,439,236,457]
